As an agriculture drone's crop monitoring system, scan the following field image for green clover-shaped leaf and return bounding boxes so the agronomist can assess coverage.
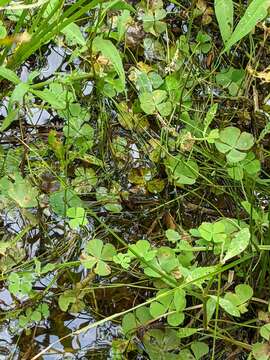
[139,90,172,116]
[215,127,254,163]
[81,239,116,276]
[128,240,157,261]
[67,207,88,229]
[198,221,227,243]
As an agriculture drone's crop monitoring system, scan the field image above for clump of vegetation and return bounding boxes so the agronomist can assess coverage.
[0,0,270,359]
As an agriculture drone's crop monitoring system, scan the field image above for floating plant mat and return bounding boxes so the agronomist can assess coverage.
[0,0,269,359]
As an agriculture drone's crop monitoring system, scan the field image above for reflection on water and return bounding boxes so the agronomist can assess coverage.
[0,309,120,359]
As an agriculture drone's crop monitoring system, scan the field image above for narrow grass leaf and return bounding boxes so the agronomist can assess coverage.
[214,0,234,44]
[0,66,20,84]
[224,0,270,52]
[93,36,125,89]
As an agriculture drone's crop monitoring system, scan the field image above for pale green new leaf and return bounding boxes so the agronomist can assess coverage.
[215,0,234,44]
[225,0,270,52]
[93,37,125,89]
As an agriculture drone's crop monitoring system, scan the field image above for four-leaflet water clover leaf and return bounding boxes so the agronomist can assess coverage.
[139,90,172,117]
[67,207,88,229]
[8,272,35,297]
[198,221,227,243]
[227,151,261,181]
[80,239,116,276]
[128,240,157,261]
[141,8,167,36]
[150,288,186,326]
[215,126,254,163]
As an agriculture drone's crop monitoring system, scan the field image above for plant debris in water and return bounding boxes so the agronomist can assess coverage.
[0,0,270,359]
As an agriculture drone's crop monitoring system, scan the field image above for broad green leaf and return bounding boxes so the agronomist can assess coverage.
[156,101,172,117]
[117,10,131,41]
[191,342,209,360]
[165,155,199,185]
[67,207,88,229]
[210,295,240,317]
[86,239,103,258]
[215,127,254,163]
[58,291,76,312]
[224,0,270,52]
[237,132,255,151]
[206,297,216,325]
[218,127,240,148]
[198,221,226,243]
[223,228,250,263]
[167,311,184,326]
[226,148,246,163]
[32,88,66,110]
[260,324,270,341]
[214,0,234,44]
[8,178,38,208]
[31,310,42,322]
[0,66,20,84]
[95,260,111,276]
[49,189,83,216]
[113,253,131,269]
[165,229,181,243]
[128,240,156,261]
[9,83,29,110]
[186,266,218,288]
[93,37,125,89]
[150,301,167,318]
[235,284,253,304]
[139,93,155,114]
[122,313,137,335]
[241,200,260,220]
[173,288,186,312]
[101,243,117,260]
[252,342,270,360]
[61,22,86,46]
